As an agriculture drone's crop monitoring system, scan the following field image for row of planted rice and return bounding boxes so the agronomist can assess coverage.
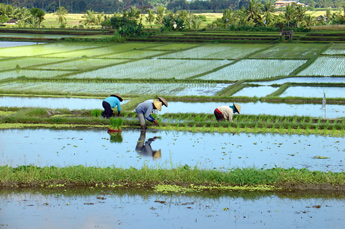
[0,42,344,97]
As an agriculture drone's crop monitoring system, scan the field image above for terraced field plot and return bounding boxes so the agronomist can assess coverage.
[0,33,76,39]
[298,56,345,76]
[323,43,345,55]
[250,77,345,85]
[0,69,72,80]
[0,57,66,71]
[280,86,345,98]
[232,86,278,97]
[0,81,231,96]
[250,43,327,59]
[0,41,40,48]
[0,43,103,57]
[43,43,161,58]
[68,59,231,79]
[35,58,127,71]
[199,59,306,81]
[146,43,200,51]
[100,50,166,59]
[159,43,269,59]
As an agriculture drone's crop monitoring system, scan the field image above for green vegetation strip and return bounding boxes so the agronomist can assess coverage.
[1,108,345,136]
[1,166,345,191]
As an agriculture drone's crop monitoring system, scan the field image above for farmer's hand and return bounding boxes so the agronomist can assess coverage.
[154,120,159,126]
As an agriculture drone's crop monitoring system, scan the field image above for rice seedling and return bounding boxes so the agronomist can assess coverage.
[91,109,103,117]
[250,43,327,59]
[298,57,345,76]
[109,117,123,130]
[0,43,104,57]
[199,59,306,81]
[0,69,72,80]
[68,59,230,80]
[159,43,269,60]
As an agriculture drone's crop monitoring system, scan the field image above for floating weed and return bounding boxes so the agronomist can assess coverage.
[313,156,330,159]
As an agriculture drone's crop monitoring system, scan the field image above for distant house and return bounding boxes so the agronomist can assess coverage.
[8,19,18,24]
[275,0,306,8]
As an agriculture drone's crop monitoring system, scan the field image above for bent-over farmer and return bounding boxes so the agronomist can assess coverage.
[135,97,168,129]
[102,93,123,118]
[214,103,241,122]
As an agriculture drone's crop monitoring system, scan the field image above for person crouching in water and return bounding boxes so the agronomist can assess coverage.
[102,93,123,118]
[135,97,168,129]
[214,103,241,122]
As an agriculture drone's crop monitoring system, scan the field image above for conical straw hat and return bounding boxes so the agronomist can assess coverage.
[153,100,163,111]
[158,97,168,107]
[234,103,241,114]
[111,93,123,102]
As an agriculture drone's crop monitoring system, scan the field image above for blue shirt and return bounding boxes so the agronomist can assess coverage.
[135,100,155,122]
[104,96,121,113]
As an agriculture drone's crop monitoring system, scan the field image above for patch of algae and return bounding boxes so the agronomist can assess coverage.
[153,184,279,193]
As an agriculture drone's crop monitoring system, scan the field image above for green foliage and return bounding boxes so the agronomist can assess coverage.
[110,15,143,37]
[109,117,123,130]
[30,7,45,28]
[0,15,8,23]
[109,133,123,143]
[91,109,103,117]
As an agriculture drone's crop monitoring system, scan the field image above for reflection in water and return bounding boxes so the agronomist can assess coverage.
[108,131,123,143]
[1,188,344,229]
[135,130,161,160]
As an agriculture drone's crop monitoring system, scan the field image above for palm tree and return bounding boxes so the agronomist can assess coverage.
[263,0,275,26]
[284,3,296,27]
[146,9,155,28]
[247,0,263,22]
[54,6,68,27]
[80,10,97,25]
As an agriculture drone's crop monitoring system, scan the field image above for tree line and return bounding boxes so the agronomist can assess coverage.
[1,0,345,30]
[0,0,343,13]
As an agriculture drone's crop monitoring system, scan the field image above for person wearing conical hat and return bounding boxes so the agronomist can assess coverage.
[102,93,123,118]
[135,97,168,129]
[214,103,241,122]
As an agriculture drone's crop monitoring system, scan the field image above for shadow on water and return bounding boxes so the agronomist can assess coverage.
[0,187,345,228]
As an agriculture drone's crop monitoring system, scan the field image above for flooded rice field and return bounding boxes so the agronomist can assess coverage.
[162,101,345,118]
[0,96,129,110]
[1,129,344,172]
[3,97,345,118]
[249,77,345,86]
[280,86,345,98]
[1,189,344,229]
[0,41,41,48]
[232,86,278,97]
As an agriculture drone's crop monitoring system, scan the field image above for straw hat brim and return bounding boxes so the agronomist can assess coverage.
[234,103,241,114]
[158,97,168,107]
[111,93,123,102]
[153,100,162,111]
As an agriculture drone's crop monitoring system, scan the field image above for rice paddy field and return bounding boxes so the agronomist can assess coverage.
[1,39,345,228]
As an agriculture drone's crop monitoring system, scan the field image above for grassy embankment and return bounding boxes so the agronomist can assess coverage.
[1,165,345,192]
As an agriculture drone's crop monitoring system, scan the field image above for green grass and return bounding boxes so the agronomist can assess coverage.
[1,165,345,191]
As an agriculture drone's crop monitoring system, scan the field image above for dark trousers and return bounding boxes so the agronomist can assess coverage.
[102,101,113,118]
[214,109,224,121]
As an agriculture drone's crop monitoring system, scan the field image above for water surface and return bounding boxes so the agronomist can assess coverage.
[0,189,344,229]
[0,96,129,110]
[1,129,344,172]
[162,101,345,118]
